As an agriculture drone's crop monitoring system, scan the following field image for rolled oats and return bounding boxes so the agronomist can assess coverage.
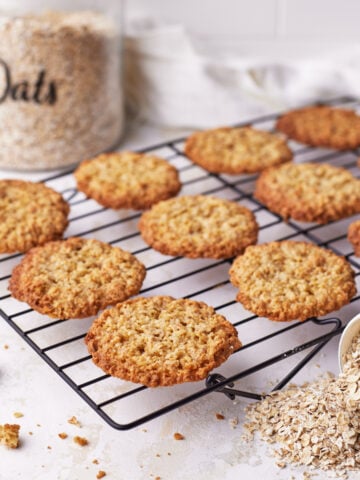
[244,333,360,474]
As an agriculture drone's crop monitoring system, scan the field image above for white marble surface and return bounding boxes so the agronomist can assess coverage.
[0,119,358,480]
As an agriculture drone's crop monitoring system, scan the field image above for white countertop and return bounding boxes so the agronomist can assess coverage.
[1,119,358,480]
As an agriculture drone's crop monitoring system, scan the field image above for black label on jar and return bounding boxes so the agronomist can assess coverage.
[0,59,57,105]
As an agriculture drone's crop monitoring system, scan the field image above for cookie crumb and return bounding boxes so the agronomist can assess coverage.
[3,344,9,349]
[93,459,99,464]
[47,445,52,450]
[13,412,23,418]
[215,413,225,420]
[173,432,185,441]
[28,432,33,436]
[0,424,20,448]
[276,461,286,469]
[68,416,81,427]
[96,471,106,479]
[73,436,88,446]
[155,453,160,457]
[58,433,68,440]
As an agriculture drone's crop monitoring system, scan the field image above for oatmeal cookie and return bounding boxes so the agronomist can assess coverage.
[184,126,293,174]
[138,195,258,259]
[276,106,360,149]
[9,237,146,319]
[229,241,356,322]
[255,162,360,223]
[74,152,181,210]
[0,179,69,253]
[348,220,360,256]
[85,296,241,387]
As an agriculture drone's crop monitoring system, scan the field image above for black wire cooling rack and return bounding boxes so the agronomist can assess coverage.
[1,96,360,430]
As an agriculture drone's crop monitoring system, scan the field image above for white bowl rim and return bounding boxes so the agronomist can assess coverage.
[338,313,360,372]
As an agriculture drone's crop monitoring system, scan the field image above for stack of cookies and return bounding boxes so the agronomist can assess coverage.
[5,104,360,389]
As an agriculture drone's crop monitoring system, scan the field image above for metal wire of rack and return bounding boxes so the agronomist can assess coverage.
[1,96,360,430]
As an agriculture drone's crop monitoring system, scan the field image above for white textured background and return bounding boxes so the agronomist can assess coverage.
[125,0,360,57]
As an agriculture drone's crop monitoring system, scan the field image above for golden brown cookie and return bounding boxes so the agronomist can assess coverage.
[255,162,360,224]
[138,195,258,259]
[85,296,241,387]
[229,241,356,322]
[184,126,293,174]
[0,179,69,253]
[9,237,146,319]
[276,106,360,149]
[74,151,181,210]
[348,220,360,256]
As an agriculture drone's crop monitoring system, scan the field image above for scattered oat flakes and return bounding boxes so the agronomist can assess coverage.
[73,436,88,446]
[173,432,185,441]
[303,473,315,480]
[96,471,106,479]
[0,424,20,448]
[68,416,81,427]
[58,433,68,440]
[13,412,23,418]
[229,417,238,429]
[276,461,286,469]
[215,413,225,420]
[244,332,360,474]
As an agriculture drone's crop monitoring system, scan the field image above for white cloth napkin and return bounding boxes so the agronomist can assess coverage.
[124,22,360,128]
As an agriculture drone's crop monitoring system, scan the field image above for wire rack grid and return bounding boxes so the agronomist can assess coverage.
[1,96,360,430]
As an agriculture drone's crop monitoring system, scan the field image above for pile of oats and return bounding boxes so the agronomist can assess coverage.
[244,333,360,474]
[0,10,122,170]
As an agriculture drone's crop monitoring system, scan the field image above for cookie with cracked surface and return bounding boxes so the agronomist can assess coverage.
[184,126,293,174]
[255,162,360,224]
[138,195,258,259]
[74,151,181,210]
[0,179,69,253]
[348,220,360,256]
[85,296,241,387]
[276,106,360,149]
[9,237,146,319]
[229,241,356,322]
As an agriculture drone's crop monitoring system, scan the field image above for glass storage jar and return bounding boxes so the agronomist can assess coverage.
[0,0,123,169]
